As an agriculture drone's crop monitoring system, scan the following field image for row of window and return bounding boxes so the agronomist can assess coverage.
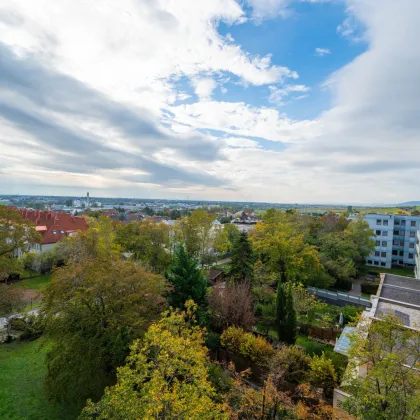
[375,230,388,236]
[367,260,387,267]
[374,250,415,259]
[375,230,416,238]
[375,240,388,247]
[377,219,417,227]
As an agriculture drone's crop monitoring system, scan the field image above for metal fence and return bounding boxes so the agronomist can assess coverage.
[308,286,372,308]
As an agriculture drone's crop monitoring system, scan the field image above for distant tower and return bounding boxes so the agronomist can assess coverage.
[87,192,90,208]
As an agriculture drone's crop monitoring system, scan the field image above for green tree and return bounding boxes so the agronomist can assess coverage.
[344,216,375,267]
[81,302,228,420]
[179,210,216,263]
[43,258,167,406]
[275,278,287,341]
[116,220,172,273]
[165,246,207,311]
[343,315,420,420]
[308,353,337,399]
[0,205,41,282]
[250,210,320,285]
[229,231,255,282]
[283,283,297,345]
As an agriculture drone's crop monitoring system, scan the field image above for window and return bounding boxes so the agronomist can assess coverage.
[375,251,380,256]
[392,250,398,255]
[400,230,406,236]
[374,261,379,266]
[367,260,373,265]
[399,251,404,256]
[383,220,389,226]
[395,220,400,225]
[409,253,414,259]
[409,243,414,248]
[376,219,382,225]
[400,240,404,246]
[381,252,386,257]
[375,240,380,246]
[401,220,406,226]
[383,231,388,236]
[410,231,416,238]
[393,239,399,245]
[376,230,381,235]
[411,221,416,227]
[60,230,64,234]
[382,241,387,247]
[380,262,386,267]
[52,230,56,235]
[394,230,399,235]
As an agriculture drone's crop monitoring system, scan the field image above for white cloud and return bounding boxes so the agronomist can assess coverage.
[268,84,311,105]
[314,47,331,56]
[223,137,260,148]
[192,78,217,99]
[246,0,290,21]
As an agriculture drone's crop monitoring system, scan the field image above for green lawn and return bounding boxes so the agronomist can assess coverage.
[0,339,79,420]
[10,274,52,291]
[359,265,415,278]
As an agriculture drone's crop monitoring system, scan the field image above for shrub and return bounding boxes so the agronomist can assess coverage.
[270,345,311,384]
[334,278,353,291]
[361,282,379,295]
[220,327,274,366]
[10,314,45,340]
[308,353,337,399]
[205,331,221,351]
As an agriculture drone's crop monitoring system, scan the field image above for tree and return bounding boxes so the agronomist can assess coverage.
[209,281,255,330]
[165,245,208,311]
[250,210,320,285]
[116,220,172,273]
[81,302,228,420]
[179,209,216,263]
[308,353,337,399]
[229,231,255,282]
[275,278,287,341]
[0,283,24,315]
[343,315,420,420]
[43,257,167,405]
[283,282,297,345]
[344,216,375,267]
[0,205,41,282]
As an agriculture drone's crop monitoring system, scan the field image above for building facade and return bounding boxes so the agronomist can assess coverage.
[416,231,420,279]
[363,214,420,270]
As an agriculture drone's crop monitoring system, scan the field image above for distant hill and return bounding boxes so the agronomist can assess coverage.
[398,201,420,206]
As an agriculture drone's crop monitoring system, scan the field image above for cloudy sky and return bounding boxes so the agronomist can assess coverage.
[0,0,419,204]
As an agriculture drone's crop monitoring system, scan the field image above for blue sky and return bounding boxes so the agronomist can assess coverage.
[0,0,419,203]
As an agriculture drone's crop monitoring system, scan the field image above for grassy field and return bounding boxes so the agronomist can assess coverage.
[0,339,79,420]
[10,274,52,291]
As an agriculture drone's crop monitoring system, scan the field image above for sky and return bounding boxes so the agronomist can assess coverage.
[0,0,419,204]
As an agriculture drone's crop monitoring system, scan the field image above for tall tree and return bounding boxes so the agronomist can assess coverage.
[230,231,255,282]
[275,278,287,341]
[0,205,41,281]
[283,283,297,345]
[250,210,320,284]
[343,315,420,420]
[116,220,172,273]
[43,258,167,406]
[81,302,228,420]
[165,246,207,310]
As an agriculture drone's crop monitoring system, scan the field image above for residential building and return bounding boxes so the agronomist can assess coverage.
[17,209,88,254]
[334,273,420,408]
[363,214,420,270]
[416,231,420,279]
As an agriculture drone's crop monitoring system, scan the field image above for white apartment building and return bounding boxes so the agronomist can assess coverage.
[363,214,420,270]
[415,231,420,279]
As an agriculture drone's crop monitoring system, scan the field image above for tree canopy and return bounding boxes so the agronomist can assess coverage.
[81,302,228,420]
[0,205,41,281]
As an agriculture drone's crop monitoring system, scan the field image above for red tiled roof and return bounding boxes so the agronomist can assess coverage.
[18,209,89,244]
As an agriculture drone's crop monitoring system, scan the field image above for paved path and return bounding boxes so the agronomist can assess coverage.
[349,279,362,296]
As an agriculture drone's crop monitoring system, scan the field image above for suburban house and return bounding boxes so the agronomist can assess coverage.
[17,209,89,254]
[333,272,420,408]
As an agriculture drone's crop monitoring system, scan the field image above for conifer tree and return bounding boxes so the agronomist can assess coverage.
[165,245,207,309]
[230,231,255,282]
[284,283,298,344]
[275,278,287,341]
